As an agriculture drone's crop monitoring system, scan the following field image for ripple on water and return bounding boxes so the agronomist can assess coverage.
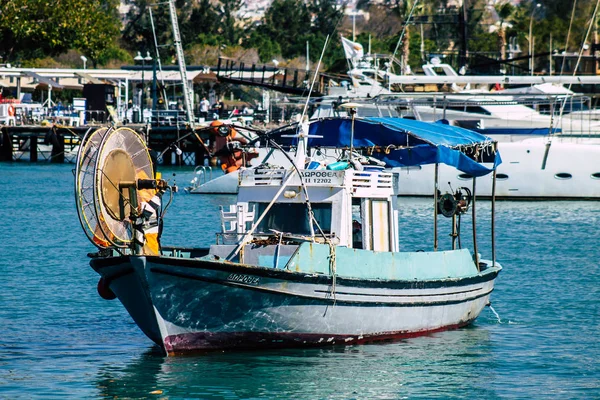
[0,164,598,398]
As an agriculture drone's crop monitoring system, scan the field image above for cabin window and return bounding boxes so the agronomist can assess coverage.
[591,173,600,180]
[370,199,390,252]
[353,198,391,251]
[496,173,509,180]
[253,202,332,235]
[352,199,363,249]
[458,173,473,180]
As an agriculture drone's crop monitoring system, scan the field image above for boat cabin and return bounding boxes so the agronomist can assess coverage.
[215,167,399,264]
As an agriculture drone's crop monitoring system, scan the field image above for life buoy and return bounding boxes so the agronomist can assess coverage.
[7,105,15,117]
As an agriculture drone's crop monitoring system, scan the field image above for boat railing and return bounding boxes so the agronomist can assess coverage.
[218,203,256,244]
[349,170,395,197]
[186,166,213,191]
[240,169,286,187]
[215,232,338,245]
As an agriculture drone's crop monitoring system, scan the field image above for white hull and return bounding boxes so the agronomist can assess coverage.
[396,138,600,198]
[190,137,600,198]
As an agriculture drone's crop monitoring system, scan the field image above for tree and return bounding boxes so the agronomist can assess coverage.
[495,1,515,61]
[122,0,173,55]
[217,0,244,46]
[180,0,220,46]
[308,0,345,37]
[253,0,311,60]
[0,0,122,66]
[386,0,422,73]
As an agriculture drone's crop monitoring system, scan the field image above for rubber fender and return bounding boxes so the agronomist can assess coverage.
[97,277,117,300]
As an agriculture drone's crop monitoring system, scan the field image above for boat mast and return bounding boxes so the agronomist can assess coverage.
[167,0,195,126]
[148,7,169,109]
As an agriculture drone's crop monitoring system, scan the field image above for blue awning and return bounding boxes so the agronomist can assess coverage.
[271,117,502,177]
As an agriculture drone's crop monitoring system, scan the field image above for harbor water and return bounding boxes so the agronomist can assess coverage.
[0,163,598,399]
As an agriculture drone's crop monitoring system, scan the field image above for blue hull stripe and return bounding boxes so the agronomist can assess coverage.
[150,267,494,307]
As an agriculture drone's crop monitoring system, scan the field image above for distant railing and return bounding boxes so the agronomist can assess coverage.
[85,110,107,124]
[151,109,187,127]
[216,57,326,96]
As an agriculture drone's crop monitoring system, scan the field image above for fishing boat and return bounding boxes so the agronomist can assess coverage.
[74,116,503,355]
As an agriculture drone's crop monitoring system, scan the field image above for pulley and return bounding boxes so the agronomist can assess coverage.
[437,192,457,218]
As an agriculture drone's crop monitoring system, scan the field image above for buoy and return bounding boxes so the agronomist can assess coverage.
[97,277,117,300]
[7,105,15,117]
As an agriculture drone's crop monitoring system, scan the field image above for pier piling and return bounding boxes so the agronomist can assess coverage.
[0,127,12,161]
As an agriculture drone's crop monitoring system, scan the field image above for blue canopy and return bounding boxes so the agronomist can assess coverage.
[272,117,502,177]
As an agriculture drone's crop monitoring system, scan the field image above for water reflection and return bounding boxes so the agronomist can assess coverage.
[96,326,497,399]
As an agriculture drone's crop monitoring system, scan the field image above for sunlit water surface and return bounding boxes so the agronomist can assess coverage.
[0,164,598,398]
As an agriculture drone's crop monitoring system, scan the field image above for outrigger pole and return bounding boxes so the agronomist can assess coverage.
[491,143,497,268]
[472,176,479,270]
[433,163,439,251]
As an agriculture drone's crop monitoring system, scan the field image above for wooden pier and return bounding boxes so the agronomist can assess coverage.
[0,124,211,165]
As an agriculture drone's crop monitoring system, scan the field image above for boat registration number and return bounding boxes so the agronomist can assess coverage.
[300,171,343,186]
[227,273,260,285]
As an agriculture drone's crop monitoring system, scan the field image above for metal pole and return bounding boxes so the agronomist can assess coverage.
[452,214,457,250]
[350,108,356,160]
[141,60,145,117]
[529,13,534,75]
[434,163,439,251]
[549,33,553,75]
[491,167,497,268]
[529,3,541,76]
[461,0,468,67]
[472,176,479,270]
[306,41,309,72]
[152,59,157,113]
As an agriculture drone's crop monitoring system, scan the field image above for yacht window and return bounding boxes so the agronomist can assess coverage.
[253,202,332,235]
[444,105,491,115]
[496,173,509,180]
[554,173,572,180]
[458,173,473,180]
[591,173,600,180]
[464,106,491,115]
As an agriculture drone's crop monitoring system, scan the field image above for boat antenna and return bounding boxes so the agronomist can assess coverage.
[299,34,330,124]
[148,7,169,109]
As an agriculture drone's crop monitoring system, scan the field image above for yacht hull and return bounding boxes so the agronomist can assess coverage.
[396,138,600,199]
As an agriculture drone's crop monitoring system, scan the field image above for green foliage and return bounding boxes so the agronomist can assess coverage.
[244,31,282,61]
[0,0,594,76]
[253,0,312,59]
[0,0,121,66]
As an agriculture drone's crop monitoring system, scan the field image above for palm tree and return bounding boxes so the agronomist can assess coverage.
[388,0,421,73]
[495,1,515,61]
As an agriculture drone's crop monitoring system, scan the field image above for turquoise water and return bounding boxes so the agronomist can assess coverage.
[1,163,598,399]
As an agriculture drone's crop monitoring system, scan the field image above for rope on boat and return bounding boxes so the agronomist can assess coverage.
[267,138,338,300]
[328,240,337,305]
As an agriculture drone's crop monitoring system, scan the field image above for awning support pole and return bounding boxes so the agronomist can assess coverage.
[433,163,439,251]
[472,176,479,271]
[491,144,497,268]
